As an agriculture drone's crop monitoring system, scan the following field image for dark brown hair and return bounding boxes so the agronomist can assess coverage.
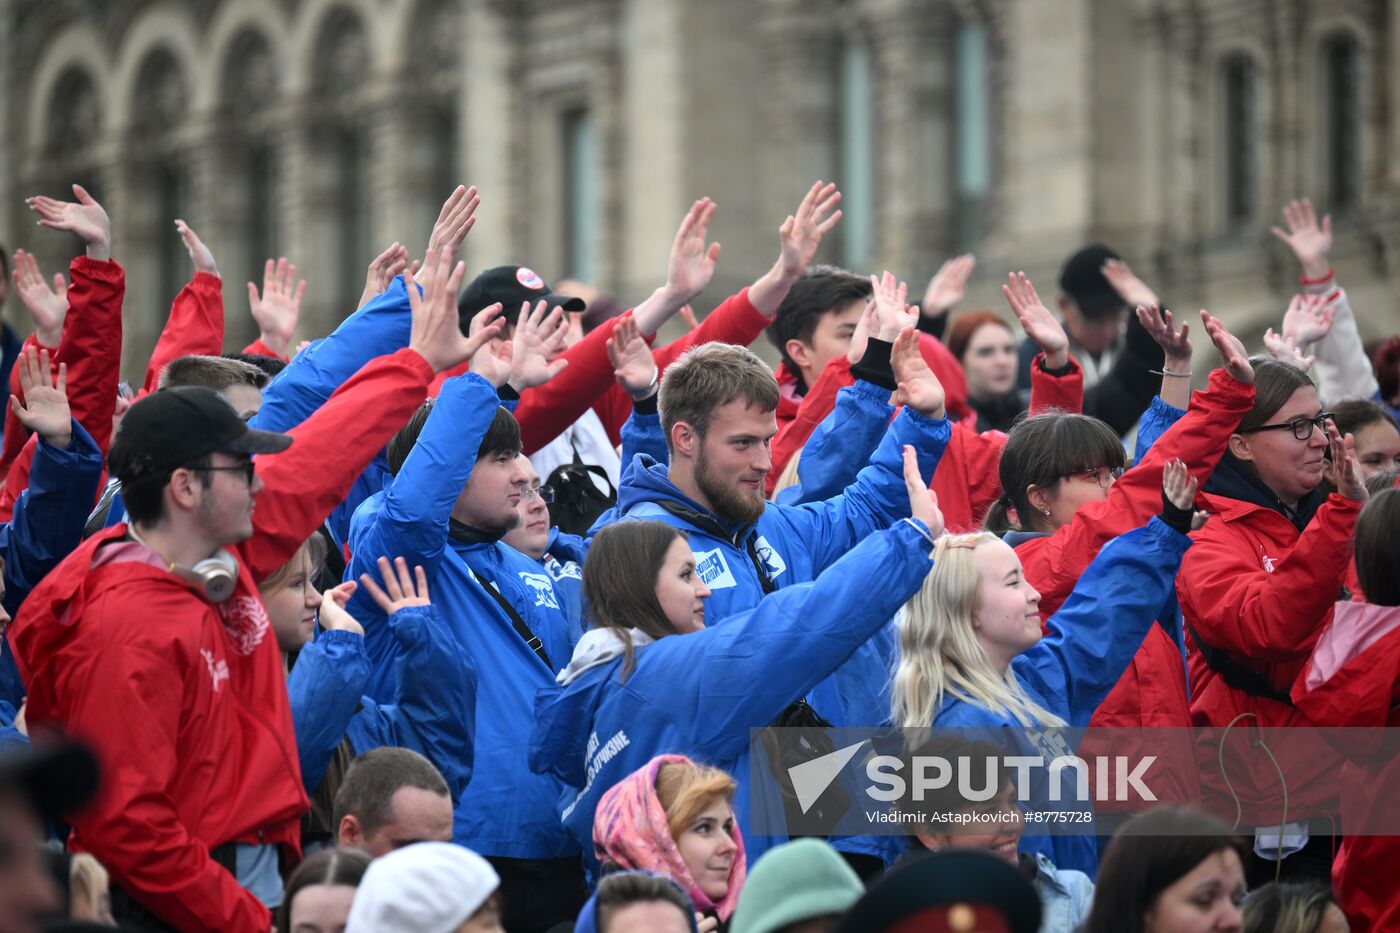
[594,871,694,932]
[946,310,1014,365]
[1356,488,1400,606]
[276,847,370,933]
[582,521,687,679]
[1236,356,1315,434]
[1083,806,1248,933]
[330,746,449,839]
[387,400,521,476]
[159,354,270,391]
[659,343,779,455]
[984,410,1125,534]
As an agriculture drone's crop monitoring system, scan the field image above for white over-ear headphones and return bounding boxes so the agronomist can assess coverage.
[129,528,241,603]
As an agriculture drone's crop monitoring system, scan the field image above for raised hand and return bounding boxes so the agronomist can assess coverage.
[1281,293,1335,347]
[1271,198,1332,280]
[1162,458,1208,531]
[748,181,843,317]
[664,198,722,304]
[1326,421,1367,502]
[9,346,71,449]
[26,184,111,261]
[1002,272,1069,368]
[922,254,975,318]
[902,444,944,539]
[1262,327,1315,371]
[360,556,433,615]
[870,271,916,341]
[357,242,409,310]
[846,298,878,365]
[174,220,219,278]
[1200,310,1253,384]
[1101,258,1159,309]
[892,326,946,419]
[418,185,480,284]
[246,257,306,357]
[1136,305,1191,363]
[467,303,512,388]
[606,312,658,399]
[10,249,68,348]
[317,581,365,636]
[508,300,570,391]
[407,246,504,373]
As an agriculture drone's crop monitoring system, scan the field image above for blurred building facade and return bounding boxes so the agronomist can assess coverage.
[1,0,1395,374]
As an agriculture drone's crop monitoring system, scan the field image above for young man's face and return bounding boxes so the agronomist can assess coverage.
[502,459,551,560]
[194,452,263,545]
[453,450,528,536]
[692,399,777,524]
[339,786,453,859]
[787,299,865,389]
[219,384,263,421]
[1058,297,1125,357]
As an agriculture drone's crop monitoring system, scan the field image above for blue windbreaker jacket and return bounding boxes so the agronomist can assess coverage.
[932,517,1192,875]
[346,371,576,859]
[775,379,893,506]
[529,519,937,880]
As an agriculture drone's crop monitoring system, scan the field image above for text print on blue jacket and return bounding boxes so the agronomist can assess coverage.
[529,518,937,880]
[347,372,576,860]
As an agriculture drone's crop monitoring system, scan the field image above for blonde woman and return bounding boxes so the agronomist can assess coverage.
[891,459,1203,876]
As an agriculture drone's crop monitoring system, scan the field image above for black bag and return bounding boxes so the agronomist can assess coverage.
[546,453,616,538]
[759,698,851,837]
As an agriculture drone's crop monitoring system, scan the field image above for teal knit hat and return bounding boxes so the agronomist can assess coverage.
[728,839,865,933]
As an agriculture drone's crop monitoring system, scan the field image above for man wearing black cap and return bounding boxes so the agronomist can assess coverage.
[1014,245,1165,435]
[8,244,501,933]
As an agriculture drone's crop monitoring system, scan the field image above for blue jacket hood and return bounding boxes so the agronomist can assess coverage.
[616,455,750,540]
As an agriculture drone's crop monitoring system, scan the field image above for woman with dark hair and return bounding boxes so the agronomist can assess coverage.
[1242,881,1348,933]
[529,448,943,883]
[1177,353,1369,878]
[946,311,1023,432]
[1084,807,1247,933]
[277,847,370,933]
[1325,398,1400,484]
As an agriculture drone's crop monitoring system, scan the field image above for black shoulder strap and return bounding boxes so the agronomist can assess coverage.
[479,575,553,669]
[651,500,777,593]
[744,531,779,595]
[1186,623,1294,707]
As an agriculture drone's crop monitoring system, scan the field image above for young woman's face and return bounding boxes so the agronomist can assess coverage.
[1037,465,1118,531]
[264,548,319,653]
[1232,386,1329,505]
[1143,848,1245,933]
[676,799,739,901]
[654,536,711,634]
[288,883,357,933]
[971,541,1043,670]
[961,322,1018,400]
[915,782,1022,865]
[1351,419,1400,479]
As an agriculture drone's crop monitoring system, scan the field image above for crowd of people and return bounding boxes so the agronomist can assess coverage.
[0,172,1395,933]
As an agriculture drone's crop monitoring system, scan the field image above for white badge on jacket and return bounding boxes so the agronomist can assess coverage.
[694,549,737,589]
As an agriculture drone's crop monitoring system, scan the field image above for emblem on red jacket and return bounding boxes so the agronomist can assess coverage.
[220,595,271,655]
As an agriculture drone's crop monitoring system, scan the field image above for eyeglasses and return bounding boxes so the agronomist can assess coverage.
[522,484,555,505]
[195,460,257,484]
[1239,412,1334,441]
[1065,466,1124,489]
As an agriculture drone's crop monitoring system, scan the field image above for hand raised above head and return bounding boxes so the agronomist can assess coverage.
[26,184,111,260]
[1200,310,1253,385]
[407,246,503,373]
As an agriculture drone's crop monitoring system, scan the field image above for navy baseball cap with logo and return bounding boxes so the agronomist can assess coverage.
[108,386,293,482]
[1058,244,1125,319]
[456,265,585,332]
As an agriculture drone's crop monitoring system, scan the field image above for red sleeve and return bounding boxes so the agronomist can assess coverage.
[1181,495,1362,663]
[1028,352,1083,415]
[239,337,290,363]
[143,273,225,393]
[60,592,272,932]
[0,441,37,523]
[240,348,435,582]
[1021,369,1254,616]
[595,287,776,443]
[930,424,1008,534]
[2,334,40,467]
[766,357,854,495]
[515,316,625,455]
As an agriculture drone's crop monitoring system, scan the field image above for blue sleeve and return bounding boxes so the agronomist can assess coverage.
[0,421,104,708]
[620,409,668,467]
[344,373,499,679]
[1132,397,1187,464]
[682,520,935,758]
[344,604,477,805]
[286,629,372,794]
[251,275,414,434]
[772,408,950,577]
[326,456,390,552]
[777,379,893,506]
[1013,517,1192,726]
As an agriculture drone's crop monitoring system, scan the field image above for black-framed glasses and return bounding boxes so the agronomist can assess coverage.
[1065,465,1124,489]
[195,460,257,484]
[1239,412,1334,441]
[523,483,555,505]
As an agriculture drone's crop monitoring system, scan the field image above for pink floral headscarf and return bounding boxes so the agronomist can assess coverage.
[593,754,747,920]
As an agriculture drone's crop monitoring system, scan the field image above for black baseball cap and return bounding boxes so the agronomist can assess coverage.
[456,265,585,331]
[836,850,1041,933]
[1058,244,1124,319]
[0,738,99,821]
[108,386,292,482]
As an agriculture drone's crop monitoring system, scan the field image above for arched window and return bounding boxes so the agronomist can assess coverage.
[411,0,462,233]
[1220,53,1256,227]
[1321,32,1361,210]
[47,68,102,162]
[838,40,874,267]
[562,107,598,282]
[132,49,191,309]
[222,30,282,286]
[954,21,991,249]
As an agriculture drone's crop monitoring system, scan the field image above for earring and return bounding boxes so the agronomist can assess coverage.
[1041,508,1051,517]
